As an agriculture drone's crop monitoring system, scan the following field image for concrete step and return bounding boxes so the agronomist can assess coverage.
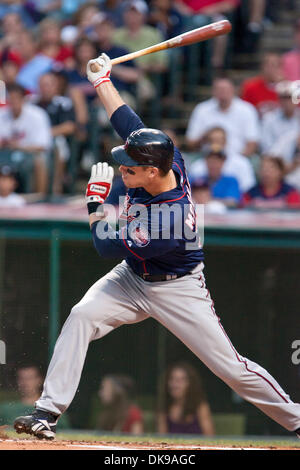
[260,36,293,52]
[277,9,299,23]
[161,117,189,130]
[263,24,294,37]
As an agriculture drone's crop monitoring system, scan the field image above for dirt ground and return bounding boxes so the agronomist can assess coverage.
[0,437,299,451]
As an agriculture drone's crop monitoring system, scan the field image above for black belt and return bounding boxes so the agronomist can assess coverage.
[138,271,191,282]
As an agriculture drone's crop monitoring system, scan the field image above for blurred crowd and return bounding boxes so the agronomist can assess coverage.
[0,1,299,211]
[0,362,215,435]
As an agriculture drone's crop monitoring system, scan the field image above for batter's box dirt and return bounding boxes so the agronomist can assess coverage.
[0,438,299,451]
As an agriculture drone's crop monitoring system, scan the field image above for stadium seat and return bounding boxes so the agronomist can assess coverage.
[212,413,246,436]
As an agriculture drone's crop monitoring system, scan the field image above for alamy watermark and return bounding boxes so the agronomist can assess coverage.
[291,340,300,365]
[291,81,300,105]
[0,80,6,105]
[0,340,6,365]
[95,201,205,250]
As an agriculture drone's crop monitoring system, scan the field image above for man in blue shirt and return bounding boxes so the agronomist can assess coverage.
[14,53,300,441]
[190,146,241,207]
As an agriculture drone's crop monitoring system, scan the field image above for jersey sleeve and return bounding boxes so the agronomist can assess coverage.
[110,104,145,141]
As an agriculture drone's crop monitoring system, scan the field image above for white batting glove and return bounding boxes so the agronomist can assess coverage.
[86,53,112,88]
[86,162,114,213]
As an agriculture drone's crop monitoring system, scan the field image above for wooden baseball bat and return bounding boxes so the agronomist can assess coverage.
[90,19,231,72]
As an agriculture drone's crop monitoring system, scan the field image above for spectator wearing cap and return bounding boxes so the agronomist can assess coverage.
[243,155,300,209]
[0,84,52,194]
[113,1,168,74]
[260,81,300,168]
[240,53,283,117]
[186,77,260,157]
[190,146,241,207]
[188,126,256,192]
[0,165,25,207]
[282,18,300,81]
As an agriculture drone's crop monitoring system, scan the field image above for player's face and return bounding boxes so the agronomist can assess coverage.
[119,165,157,188]
[167,368,189,400]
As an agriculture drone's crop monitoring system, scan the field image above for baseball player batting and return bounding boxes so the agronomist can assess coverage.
[14,53,300,440]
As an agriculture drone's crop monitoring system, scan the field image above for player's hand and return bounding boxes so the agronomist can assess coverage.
[86,162,114,206]
[86,53,112,88]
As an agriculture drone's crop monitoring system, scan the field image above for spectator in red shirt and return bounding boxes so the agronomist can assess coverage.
[240,53,283,116]
[243,155,300,209]
[95,374,144,435]
[174,0,239,15]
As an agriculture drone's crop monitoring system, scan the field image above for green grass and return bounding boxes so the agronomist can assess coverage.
[4,428,300,449]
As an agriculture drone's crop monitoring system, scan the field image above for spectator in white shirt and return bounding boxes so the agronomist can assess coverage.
[186,78,260,157]
[260,81,300,168]
[188,127,256,192]
[0,84,52,194]
[0,165,25,208]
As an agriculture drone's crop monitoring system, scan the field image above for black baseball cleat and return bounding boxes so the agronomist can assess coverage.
[14,409,58,440]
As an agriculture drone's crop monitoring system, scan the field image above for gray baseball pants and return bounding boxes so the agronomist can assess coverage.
[36,261,300,432]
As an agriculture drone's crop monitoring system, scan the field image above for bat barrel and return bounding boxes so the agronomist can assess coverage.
[91,20,232,70]
[167,19,232,49]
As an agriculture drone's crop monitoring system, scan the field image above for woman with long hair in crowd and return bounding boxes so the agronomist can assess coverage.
[157,362,215,435]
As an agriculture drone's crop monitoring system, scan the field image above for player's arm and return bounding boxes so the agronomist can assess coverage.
[86,53,145,141]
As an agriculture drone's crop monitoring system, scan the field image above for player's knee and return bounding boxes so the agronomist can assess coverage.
[69,304,87,321]
[223,363,246,387]
[69,303,103,323]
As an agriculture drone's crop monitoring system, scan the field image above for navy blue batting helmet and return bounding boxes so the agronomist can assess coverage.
[111,128,174,174]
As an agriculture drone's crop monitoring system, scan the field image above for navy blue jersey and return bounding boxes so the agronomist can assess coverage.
[91,104,204,276]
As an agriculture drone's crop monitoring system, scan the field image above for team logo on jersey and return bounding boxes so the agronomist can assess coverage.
[120,194,135,222]
[128,220,150,247]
